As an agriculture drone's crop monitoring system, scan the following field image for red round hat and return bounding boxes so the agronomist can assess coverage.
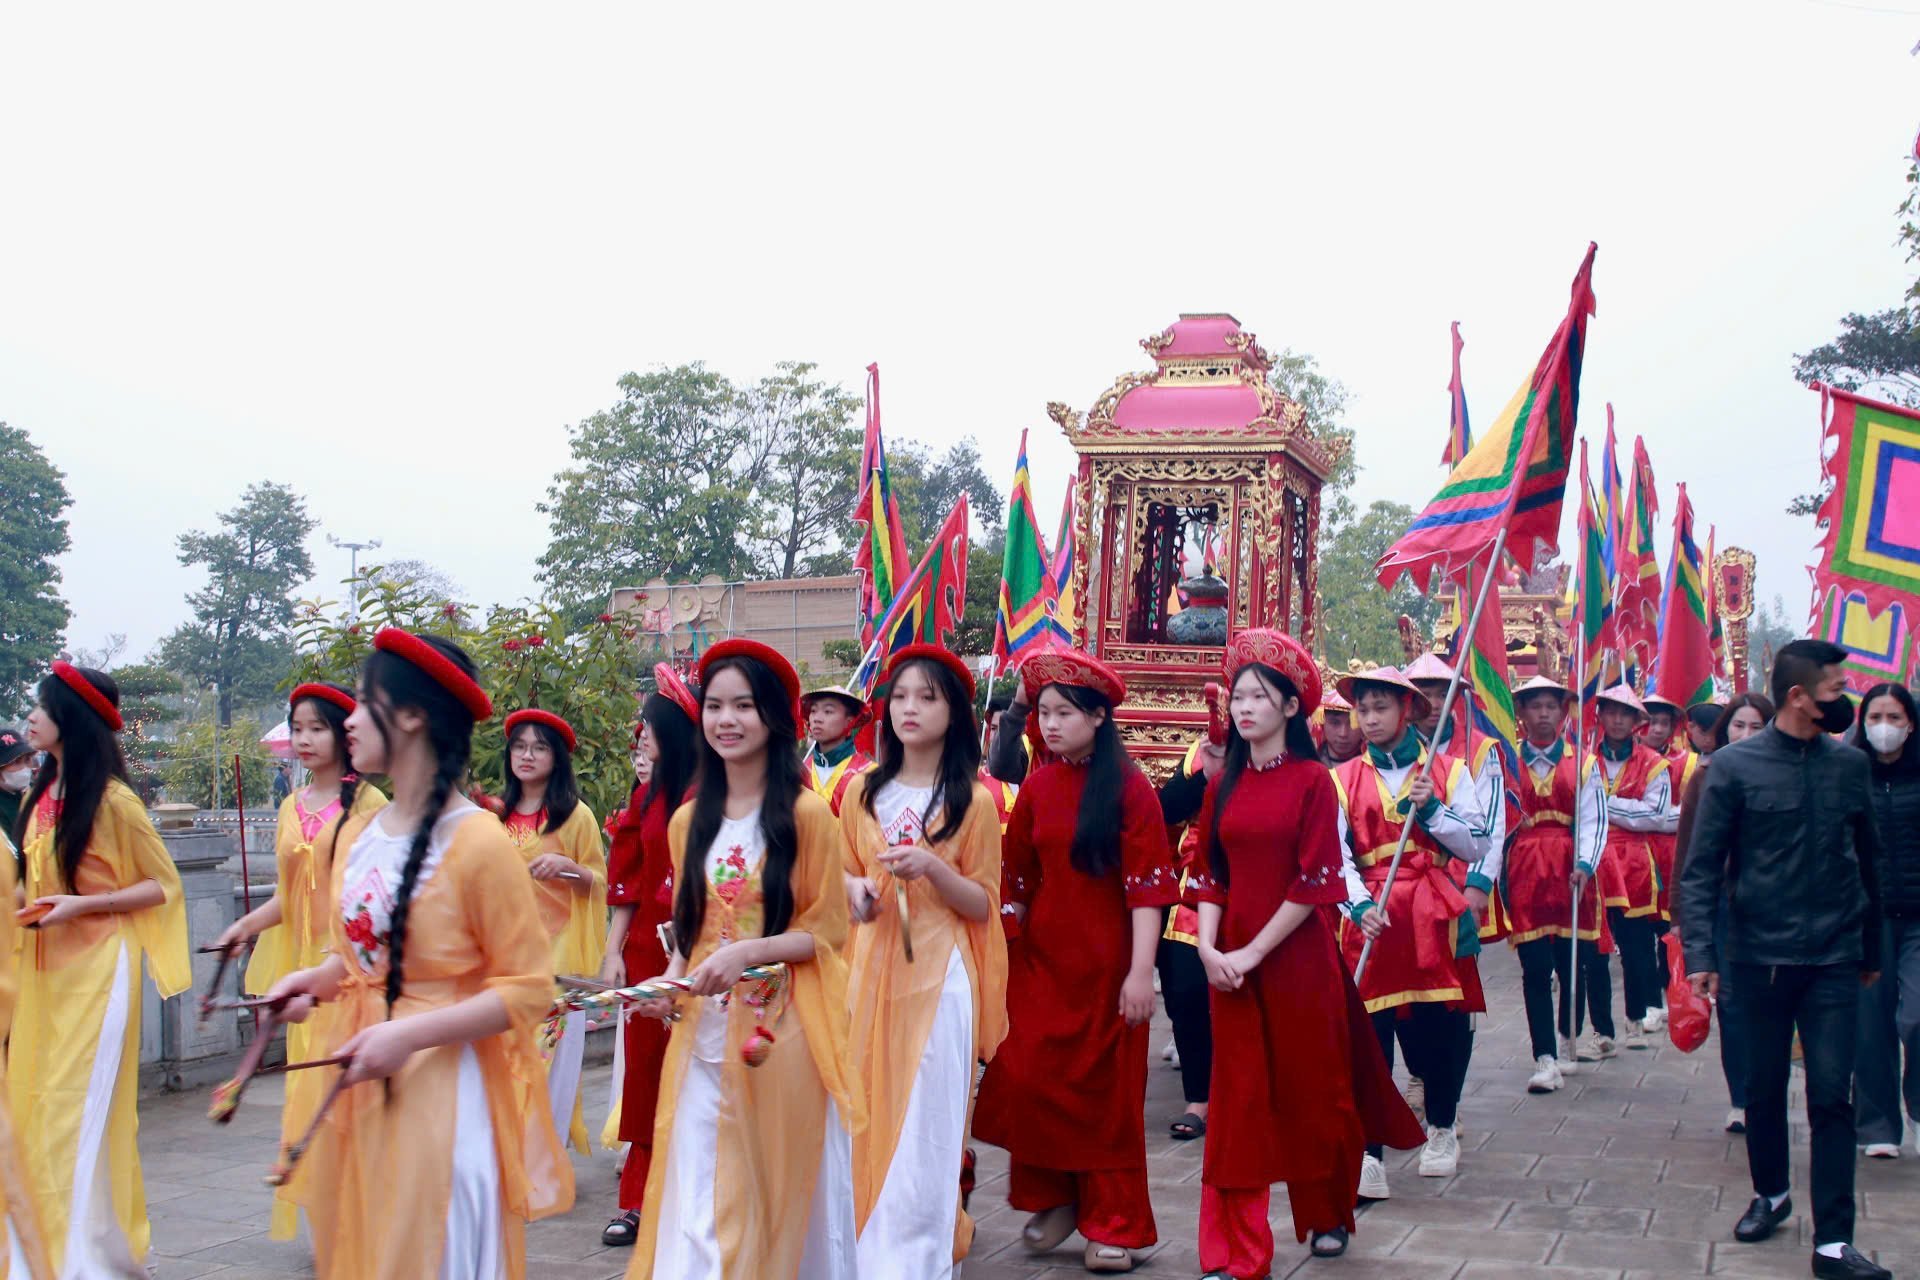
[652,662,700,725]
[372,628,493,721]
[882,643,977,702]
[51,661,122,732]
[1019,648,1126,705]
[1224,629,1322,716]
[698,638,802,723]
[504,708,576,753]
[289,682,355,716]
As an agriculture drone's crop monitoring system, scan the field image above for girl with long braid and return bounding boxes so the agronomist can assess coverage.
[629,638,859,1280]
[10,662,189,1275]
[217,681,388,1241]
[498,706,608,1155]
[267,629,571,1279]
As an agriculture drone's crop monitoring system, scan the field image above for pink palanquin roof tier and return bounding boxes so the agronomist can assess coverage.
[1050,313,1336,478]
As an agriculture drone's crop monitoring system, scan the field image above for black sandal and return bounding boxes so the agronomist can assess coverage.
[602,1210,640,1247]
[1170,1111,1207,1140]
[1311,1227,1349,1257]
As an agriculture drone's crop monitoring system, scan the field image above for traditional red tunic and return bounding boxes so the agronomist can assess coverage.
[979,771,1023,943]
[809,749,875,817]
[606,786,680,1209]
[1652,749,1700,920]
[972,760,1177,1242]
[1504,752,1605,944]
[1595,745,1670,919]
[1331,751,1475,1014]
[1189,760,1426,1243]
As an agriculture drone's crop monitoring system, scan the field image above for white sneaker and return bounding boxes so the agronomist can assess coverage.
[1577,1031,1618,1061]
[1419,1124,1461,1176]
[1557,1036,1581,1075]
[1866,1143,1901,1159]
[1404,1075,1426,1116]
[1528,1055,1563,1094]
[1161,1038,1178,1067]
[1623,1020,1649,1050]
[1357,1152,1390,1200]
[1642,1007,1666,1033]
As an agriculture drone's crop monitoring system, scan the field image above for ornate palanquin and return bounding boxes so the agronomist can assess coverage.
[1046,314,1338,779]
[1400,562,1572,683]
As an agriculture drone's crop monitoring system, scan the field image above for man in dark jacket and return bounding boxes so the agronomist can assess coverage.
[1680,639,1888,1280]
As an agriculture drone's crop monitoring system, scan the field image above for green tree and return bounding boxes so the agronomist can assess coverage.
[1316,500,1445,665]
[740,362,863,579]
[156,716,276,810]
[537,365,756,616]
[0,424,73,711]
[159,482,317,726]
[1269,348,1359,528]
[888,438,1004,558]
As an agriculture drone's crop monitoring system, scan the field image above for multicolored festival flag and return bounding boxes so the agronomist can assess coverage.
[850,495,971,700]
[852,363,912,646]
[1572,437,1614,702]
[1441,321,1473,469]
[1614,434,1662,668]
[992,431,1057,673]
[1807,384,1920,688]
[1651,483,1713,710]
[1454,567,1520,776]
[1048,484,1077,645]
[1598,407,1625,619]
[1814,585,1917,695]
[1376,243,1596,591]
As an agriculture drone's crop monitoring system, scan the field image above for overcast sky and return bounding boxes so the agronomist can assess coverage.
[8,2,1915,662]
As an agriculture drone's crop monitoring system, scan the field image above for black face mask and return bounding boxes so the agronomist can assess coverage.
[1816,695,1856,736]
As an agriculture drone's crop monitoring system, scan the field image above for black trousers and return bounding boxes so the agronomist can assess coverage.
[1607,907,1660,1024]
[1515,936,1614,1058]
[1366,1005,1470,1155]
[1156,934,1211,1105]
[1733,961,1859,1246]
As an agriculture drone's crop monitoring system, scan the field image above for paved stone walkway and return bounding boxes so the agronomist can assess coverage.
[139,945,1912,1278]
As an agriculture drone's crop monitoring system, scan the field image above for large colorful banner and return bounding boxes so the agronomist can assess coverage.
[1809,386,1920,691]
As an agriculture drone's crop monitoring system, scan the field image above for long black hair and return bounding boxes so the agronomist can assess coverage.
[672,654,805,959]
[1712,692,1777,751]
[1851,682,1919,766]
[1206,664,1317,888]
[861,656,979,844]
[18,667,127,891]
[292,683,362,872]
[1039,681,1132,877]
[638,693,699,821]
[502,720,579,835]
[359,636,480,1012]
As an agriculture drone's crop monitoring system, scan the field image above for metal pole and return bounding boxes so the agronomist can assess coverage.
[1355,526,1509,985]
[978,662,999,753]
[1569,557,1588,1047]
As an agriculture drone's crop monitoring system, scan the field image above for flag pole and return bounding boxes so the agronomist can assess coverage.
[1355,525,1508,985]
[979,661,999,753]
[1569,536,1588,1050]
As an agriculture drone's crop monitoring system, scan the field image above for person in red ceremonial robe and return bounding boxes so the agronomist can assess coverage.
[1331,666,1490,1199]
[1317,685,1363,765]
[1590,684,1676,1051]
[972,649,1178,1275]
[1187,630,1425,1273]
[1405,654,1509,944]
[1502,676,1610,1094]
[803,687,875,816]
[597,664,701,1247]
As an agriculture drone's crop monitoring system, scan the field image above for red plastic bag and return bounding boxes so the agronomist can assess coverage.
[1665,927,1711,1053]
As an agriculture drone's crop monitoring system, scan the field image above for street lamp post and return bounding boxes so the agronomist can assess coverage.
[327,534,382,622]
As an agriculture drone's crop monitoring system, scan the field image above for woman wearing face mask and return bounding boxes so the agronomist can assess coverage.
[1850,683,1920,1159]
[972,649,1178,1275]
[0,732,36,843]
[10,663,190,1275]
[1673,693,1773,1136]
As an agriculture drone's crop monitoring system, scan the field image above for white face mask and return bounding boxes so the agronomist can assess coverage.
[0,766,32,792]
[1867,722,1911,755]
